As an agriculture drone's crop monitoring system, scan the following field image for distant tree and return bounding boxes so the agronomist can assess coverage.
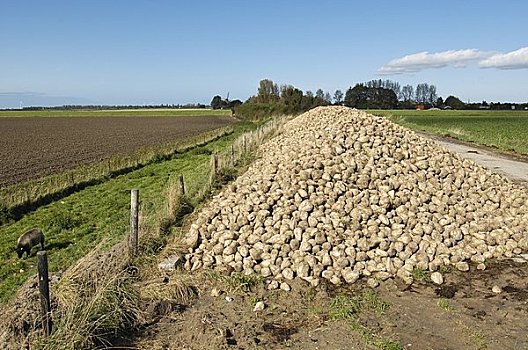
[401,85,414,102]
[344,85,366,108]
[333,89,343,104]
[427,85,438,105]
[256,79,280,103]
[315,89,325,100]
[376,87,398,109]
[280,85,303,106]
[227,99,242,109]
[210,95,223,109]
[324,92,332,104]
[436,97,444,107]
[300,94,314,110]
[415,83,429,104]
[344,84,397,109]
[444,95,465,109]
[386,80,401,99]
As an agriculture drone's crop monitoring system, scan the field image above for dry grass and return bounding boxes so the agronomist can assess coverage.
[34,241,143,349]
[135,274,197,305]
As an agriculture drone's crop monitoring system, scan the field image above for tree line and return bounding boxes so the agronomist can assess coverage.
[226,78,528,119]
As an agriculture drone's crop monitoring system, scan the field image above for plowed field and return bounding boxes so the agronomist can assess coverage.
[0,115,235,186]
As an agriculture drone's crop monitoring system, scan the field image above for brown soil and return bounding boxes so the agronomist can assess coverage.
[0,115,234,186]
[117,257,528,350]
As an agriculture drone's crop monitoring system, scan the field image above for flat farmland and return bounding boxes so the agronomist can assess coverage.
[0,114,235,186]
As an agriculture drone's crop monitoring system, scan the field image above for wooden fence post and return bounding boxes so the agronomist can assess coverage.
[37,251,52,336]
[230,144,235,166]
[213,153,219,176]
[178,175,185,196]
[130,189,139,256]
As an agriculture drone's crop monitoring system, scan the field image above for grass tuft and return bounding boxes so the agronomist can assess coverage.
[329,290,401,350]
[222,273,264,292]
[412,267,431,283]
[437,298,453,311]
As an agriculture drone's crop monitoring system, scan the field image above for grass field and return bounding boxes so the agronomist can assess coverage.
[370,109,528,156]
[0,108,232,118]
[0,120,257,303]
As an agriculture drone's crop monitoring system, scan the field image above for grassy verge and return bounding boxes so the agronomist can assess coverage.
[370,109,528,156]
[0,120,261,303]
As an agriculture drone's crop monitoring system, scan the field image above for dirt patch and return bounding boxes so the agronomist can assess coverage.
[0,115,234,186]
[118,276,375,350]
[378,259,528,349]
[115,257,528,349]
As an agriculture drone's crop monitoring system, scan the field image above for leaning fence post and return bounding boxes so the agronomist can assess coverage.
[178,175,186,196]
[130,189,139,256]
[37,251,52,336]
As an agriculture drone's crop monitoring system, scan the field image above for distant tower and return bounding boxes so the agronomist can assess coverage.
[19,101,23,109]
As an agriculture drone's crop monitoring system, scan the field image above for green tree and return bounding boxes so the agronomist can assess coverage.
[256,79,279,103]
[344,84,397,109]
[210,95,223,109]
[444,95,465,109]
[280,85,303,107]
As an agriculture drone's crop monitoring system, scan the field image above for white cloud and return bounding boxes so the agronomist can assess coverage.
[479,47,528,69]
[378,49,493,75]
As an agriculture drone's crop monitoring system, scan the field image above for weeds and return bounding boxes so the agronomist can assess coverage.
[439,264,451,273]
[329,290,401,350]
[222,273,263,292]
[412,267,431,283]
[329,290,390,320]
[437,298,453,311]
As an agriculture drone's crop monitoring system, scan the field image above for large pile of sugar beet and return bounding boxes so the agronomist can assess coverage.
[182,106,528,289]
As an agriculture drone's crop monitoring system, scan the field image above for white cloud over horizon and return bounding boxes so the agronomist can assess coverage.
[378,47,528,75]
[479,47,528,69]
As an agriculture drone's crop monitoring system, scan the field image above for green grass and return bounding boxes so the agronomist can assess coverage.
[411,267,431,283]
[370,109,528,156]
[0,108,232,118]
[0,121,255,303]
[437,298,453,311]
[329,290,401,350]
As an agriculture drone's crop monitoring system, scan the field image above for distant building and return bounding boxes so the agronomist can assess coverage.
[416,104,425,110]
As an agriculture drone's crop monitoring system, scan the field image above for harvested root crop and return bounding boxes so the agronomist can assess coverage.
[182,106,528,288]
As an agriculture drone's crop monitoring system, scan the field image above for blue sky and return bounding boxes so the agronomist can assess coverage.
[1,0,527,108]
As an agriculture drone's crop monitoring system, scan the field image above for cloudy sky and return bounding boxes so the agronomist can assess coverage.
[1,0,527,108]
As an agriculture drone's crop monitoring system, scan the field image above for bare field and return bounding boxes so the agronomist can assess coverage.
[0,115,235,186]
